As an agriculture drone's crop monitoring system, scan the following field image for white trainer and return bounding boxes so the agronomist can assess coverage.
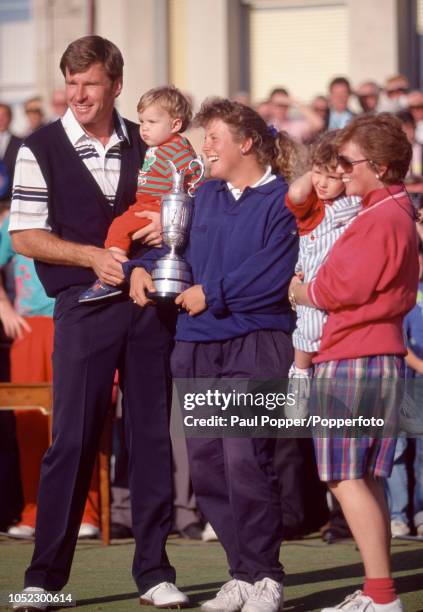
[202,579,254,612]
[78,523,100,539]
[241,577,283,612]
[12,586,48,611]
[390,519,410,537]
[202,522,219,542]
[139,582,189,608]
[7,524,35,538]
[321,590,403,611]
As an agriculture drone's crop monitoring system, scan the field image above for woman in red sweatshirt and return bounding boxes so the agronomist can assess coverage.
[289,113,419,612]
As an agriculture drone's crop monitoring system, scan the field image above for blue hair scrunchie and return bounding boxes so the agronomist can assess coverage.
[267,124,278,138]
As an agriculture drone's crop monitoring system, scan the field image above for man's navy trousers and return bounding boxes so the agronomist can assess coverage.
[24,286,176,593]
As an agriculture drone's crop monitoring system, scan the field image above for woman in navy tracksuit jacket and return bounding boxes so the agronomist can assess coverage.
[129,99,299,612]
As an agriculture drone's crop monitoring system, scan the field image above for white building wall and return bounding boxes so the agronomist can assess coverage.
[0,1,36,134]
[249,1,349,102]
[347,0,400,86]
[32,0,90,106]
[96,0,168,122]
[184,0,230,104]
[247,0,402,103]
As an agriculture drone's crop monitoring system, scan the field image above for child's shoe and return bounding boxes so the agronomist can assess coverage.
[286,364,313,419]
[79,279,122,303]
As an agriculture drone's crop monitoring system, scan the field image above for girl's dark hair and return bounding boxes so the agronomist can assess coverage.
[194,97,300,179]
[310,130,339,169]
[336,112,412,184]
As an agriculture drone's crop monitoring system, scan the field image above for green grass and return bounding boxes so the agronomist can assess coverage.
[0,534,422,611]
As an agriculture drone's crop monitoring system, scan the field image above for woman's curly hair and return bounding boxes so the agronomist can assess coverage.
[194,97,304,181]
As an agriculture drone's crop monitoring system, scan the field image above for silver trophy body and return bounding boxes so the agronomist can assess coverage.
[148,158,204,301]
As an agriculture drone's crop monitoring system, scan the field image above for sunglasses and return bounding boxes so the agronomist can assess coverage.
[336,155,371,172]
[386,87,408,97]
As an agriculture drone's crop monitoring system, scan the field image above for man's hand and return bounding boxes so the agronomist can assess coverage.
[175,285,207,316]
[90,249,127,286]
[132,211,163,247]
[0,301,31,339]
[130,267,156,307]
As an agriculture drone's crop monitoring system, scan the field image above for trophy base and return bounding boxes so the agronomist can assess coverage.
[147,279,192,303]
[149,257,192,302]
[146,290,179,302]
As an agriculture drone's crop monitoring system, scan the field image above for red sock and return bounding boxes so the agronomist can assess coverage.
[363,577,397,604]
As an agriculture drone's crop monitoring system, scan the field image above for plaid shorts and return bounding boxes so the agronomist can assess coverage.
[312,355,404,481]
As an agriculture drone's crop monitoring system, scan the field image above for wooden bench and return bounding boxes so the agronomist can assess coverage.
[0,383,111,545]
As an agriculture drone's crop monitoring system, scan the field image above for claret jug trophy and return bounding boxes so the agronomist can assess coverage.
[147,157,204,300]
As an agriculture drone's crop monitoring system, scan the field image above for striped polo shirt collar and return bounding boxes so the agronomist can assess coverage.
[61,107,129,148]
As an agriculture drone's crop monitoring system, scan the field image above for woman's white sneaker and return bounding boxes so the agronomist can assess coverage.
[201,579,254,612]
[321,590,403,611]
[241,578,283,612]
[139,582,189,608]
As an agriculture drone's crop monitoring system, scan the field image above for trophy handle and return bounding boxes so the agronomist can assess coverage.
[168,160,185,192]
[187,157,205,196]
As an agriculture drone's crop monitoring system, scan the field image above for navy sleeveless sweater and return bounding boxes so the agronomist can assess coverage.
[25,117,145,297]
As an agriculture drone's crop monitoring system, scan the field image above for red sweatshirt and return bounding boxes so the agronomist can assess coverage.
[308,186,419,363]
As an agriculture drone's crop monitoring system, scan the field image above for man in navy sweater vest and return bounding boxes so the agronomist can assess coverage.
[9,36,188,610]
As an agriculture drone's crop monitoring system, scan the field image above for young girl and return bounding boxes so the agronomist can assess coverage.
[285,132,361,410]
